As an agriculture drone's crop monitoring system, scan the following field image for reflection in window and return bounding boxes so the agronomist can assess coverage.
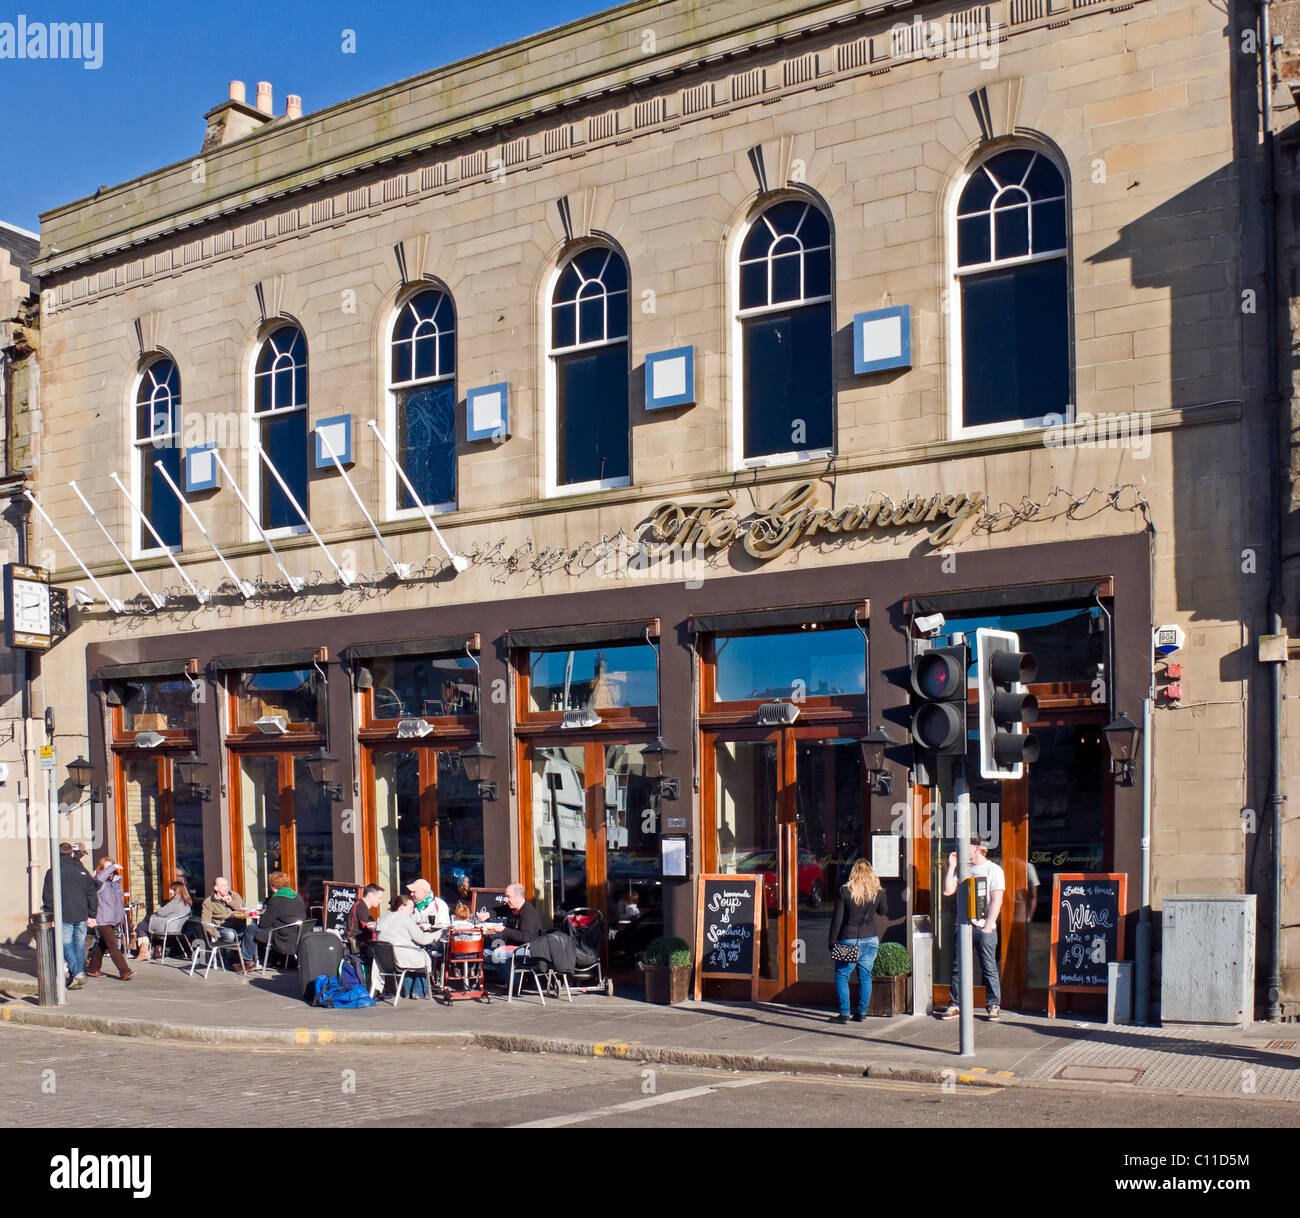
[172,787,206,896]
[391,290,456,510]
[373,750,422,896]
[239,755,280,903]
[122,759,164,915]
[253,324,309,529]
[551,246,630,487]
[946,604,1106,687]
[369,655,479,720]
[292,757,334,908]
[435,750,485,899]
[235,667,324,727]
[134,359,182,550]
[713,628,866,702]
[120,679,197,733]
[528,645,657,712]
[955,148,1069,430]
[531,746,587,926]
[738,200,833,460]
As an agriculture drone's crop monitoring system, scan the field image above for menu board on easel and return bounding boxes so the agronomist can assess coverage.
[322,882,362,939]
[694,874,761,1000]
[1048,872,1127,1018]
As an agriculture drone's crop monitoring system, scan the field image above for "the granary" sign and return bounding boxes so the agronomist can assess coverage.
[646,481,986,560]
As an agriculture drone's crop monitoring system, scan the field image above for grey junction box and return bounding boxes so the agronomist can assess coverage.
[1160,895,1256,1025]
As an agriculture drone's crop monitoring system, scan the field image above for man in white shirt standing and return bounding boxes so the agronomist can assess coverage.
[941,835,1005,1021]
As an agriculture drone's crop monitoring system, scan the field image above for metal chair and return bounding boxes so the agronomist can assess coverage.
[506,948,559,1005]
[186,921,245,979]
[147,914,193,964]
[257,918,312,973]
[369,940,433,1006]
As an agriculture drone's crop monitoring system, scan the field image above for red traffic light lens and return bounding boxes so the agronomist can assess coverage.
[913,651,962,701]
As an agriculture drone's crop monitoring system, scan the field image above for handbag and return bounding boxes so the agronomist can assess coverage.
[829,941,859,963]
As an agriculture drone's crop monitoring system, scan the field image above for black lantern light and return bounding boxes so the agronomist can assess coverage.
[173,750,213,803]
[66,755,93,791]
[462,742,498,801]
[302,748,344,801]
[1102,712,1140,787]
[643,736,680,801]
[858,725,900,795]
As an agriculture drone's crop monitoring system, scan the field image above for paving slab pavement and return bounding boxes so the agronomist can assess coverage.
[1,948,1295,1101]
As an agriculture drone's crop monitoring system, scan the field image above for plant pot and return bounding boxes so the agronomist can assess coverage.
[867,974,909,1017]
[642,963,692,1005]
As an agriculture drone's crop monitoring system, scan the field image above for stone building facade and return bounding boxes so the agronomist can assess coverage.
[9,0,1286,1011]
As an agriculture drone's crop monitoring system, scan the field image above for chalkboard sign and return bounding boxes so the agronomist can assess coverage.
[694,874,762,999]
[1048,872,1127,1017]
[469,887,509,920]
[322,882,362,940]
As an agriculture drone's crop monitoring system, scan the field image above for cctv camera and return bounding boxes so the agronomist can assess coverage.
[914,612,945,636]
[72,586,94,607]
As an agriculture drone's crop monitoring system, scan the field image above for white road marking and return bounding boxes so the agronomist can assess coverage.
[510,1076,771,1127]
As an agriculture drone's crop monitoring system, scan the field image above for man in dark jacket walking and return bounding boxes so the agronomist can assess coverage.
[41,843,98,989]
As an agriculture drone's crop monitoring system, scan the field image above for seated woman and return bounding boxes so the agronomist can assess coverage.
[374,893,441,998]
[238,871,307,973]
[132,881,194,961]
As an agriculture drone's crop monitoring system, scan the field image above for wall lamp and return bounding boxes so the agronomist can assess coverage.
[642,736,680,801]
[66,756,93,791]
[173,751,213,803]
[461,742,498,800]
[859,724,902,796]
[302,748,344,801]
[1102,712,1140,787]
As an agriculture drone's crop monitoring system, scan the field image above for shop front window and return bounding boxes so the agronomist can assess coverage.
[527,645,657,713]
[238,755,282,903]
[234,666,324,728]
[368,654,479,721]
[235,753,333,908]
[712,627,866,704]
[121,758,165,916]
[121,678,198,733]
[373,750,422,895]
[531,745,588,926]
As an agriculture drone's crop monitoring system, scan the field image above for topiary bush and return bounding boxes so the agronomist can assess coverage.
[872,941,911,977]
[645,935,692,968]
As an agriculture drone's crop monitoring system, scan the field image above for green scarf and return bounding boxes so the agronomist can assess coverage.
[415,893,435,912]
[273,886,296,899]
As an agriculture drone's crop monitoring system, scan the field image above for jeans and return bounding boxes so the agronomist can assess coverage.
[402,973,429,999]
[833,936,879,1017]
[240,923,265,963]
[950,926,1001,1008]
[59,920,88,981]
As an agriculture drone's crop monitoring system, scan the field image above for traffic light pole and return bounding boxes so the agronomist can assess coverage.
[953,758,974,1058]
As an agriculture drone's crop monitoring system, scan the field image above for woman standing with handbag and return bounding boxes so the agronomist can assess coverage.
[828,859,888,1024]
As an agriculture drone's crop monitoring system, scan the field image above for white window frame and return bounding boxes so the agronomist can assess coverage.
[385,288,458,521]
[947,143,1074,442]
[729,199,835,471]
[543,245,632,499]
[130,357,183,559]
[247,325,310,540]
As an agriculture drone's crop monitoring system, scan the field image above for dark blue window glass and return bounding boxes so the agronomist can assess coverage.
[742,302,833,459]
[259,409,308,530]
[556,344,629,485]
[397,382,457,508]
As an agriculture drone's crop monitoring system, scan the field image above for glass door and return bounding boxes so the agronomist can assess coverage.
[119,756,166,919]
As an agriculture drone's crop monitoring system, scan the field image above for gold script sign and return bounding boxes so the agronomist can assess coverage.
[646,482,987,560]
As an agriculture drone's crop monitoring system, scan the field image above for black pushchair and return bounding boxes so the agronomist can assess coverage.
[561,907,614,996]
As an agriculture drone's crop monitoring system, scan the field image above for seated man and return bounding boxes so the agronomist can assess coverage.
[201,876,247,946]
[406,878,450,932]
[375,894,440,998]
[346,883,384,963]
[238,871,307,973]
[484,882,542,985]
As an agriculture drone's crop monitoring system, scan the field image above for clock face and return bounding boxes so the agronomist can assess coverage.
[14,580,50,635]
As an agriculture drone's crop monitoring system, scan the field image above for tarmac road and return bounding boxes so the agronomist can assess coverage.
[1,1023,1295,1131]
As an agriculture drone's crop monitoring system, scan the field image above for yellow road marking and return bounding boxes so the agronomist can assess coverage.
[294,1028,311,1044]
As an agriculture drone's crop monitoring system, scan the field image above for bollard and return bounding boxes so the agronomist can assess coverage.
[1107,960,1134,1026]
[34,911,64,1006]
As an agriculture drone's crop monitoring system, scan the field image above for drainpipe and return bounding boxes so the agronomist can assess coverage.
[1134,695,1153,1023]
[1259,0,1285,1023]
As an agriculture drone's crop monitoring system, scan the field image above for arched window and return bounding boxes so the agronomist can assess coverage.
[253,324,309,529]
[549,245,629,489]
[134,358,182,550]
[737,199,833,461]
[390,289,456,511]
[953,147,1070,432]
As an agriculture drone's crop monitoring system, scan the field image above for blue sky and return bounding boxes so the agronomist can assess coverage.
[0,0,613,233]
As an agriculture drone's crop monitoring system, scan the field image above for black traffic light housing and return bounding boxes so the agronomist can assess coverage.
[910,643,968,758]
[976,628,1041,779]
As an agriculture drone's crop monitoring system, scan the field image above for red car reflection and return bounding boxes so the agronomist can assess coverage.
[735,850,825,909]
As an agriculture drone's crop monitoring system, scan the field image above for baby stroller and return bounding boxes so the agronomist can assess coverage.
[561,908,614,996]
[440,928,491,1004]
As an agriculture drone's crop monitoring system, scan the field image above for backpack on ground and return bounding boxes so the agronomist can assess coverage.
[311,973,376,1009]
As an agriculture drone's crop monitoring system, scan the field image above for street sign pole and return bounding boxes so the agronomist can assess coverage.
[954,758,974,1057]
[42,738,66,1006]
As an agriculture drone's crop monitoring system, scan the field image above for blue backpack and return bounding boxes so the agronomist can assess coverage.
[312,973,376,1009]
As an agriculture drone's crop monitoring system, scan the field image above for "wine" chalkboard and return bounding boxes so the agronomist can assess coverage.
[1048,872,1127,1017]
[694,874,761,998]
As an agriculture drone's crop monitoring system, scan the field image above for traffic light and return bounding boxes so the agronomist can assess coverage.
[975,627,1040,779]
[910,644,968,757]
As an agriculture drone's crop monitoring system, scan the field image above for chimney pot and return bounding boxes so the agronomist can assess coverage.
[286,94,302,120]
[255,81,273,115]
[229,80,246,104]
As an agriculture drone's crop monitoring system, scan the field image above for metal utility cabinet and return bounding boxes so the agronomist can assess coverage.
[1160,895,1256,1025]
